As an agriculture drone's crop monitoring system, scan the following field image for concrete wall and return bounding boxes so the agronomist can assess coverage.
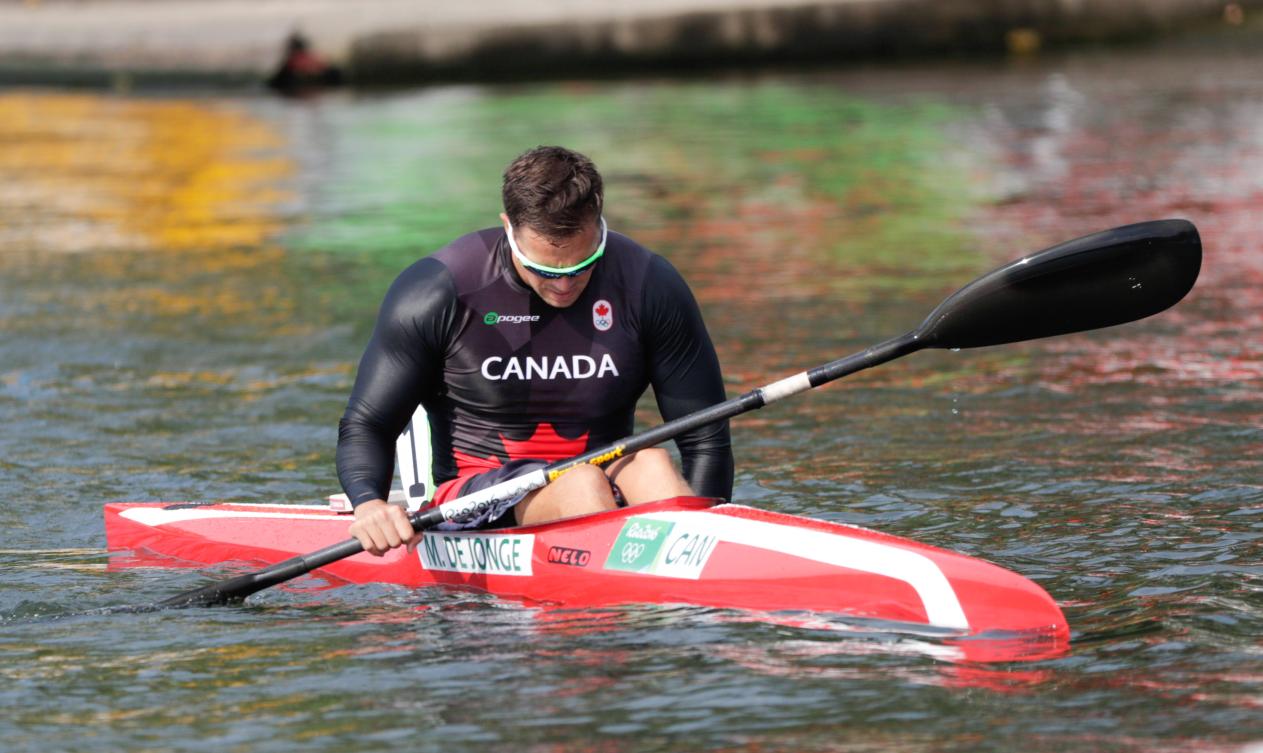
[351,0,1257,83]
[0,0,1257,87]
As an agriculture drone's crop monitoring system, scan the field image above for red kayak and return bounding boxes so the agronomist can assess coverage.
[105,496,1069,661]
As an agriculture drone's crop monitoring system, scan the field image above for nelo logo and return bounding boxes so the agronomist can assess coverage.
[547,546,591,567]
[593,300,613,332]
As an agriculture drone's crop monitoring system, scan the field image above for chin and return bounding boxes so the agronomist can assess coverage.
[542,288,584,308]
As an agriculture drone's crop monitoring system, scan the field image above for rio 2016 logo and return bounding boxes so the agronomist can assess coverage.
[603,517,718,578]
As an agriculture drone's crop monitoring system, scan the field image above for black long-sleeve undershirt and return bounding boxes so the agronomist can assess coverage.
[337,229,733,507]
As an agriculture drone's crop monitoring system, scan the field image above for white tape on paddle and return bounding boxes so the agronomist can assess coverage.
[759,372,812,404]
[437,469,548,523]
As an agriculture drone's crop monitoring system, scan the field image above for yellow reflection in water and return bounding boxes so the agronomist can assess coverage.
[0,92,289,255]
[0,92,293,324]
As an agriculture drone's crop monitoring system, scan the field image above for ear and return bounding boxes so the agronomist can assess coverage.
[499,213,512,233]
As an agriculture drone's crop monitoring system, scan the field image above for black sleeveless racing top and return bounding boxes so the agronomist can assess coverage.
[336,227,733,507]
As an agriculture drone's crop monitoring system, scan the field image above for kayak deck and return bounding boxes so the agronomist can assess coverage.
[104,496,1069,660]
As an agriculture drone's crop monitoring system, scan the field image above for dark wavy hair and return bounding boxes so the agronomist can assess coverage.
[502,146,604,240]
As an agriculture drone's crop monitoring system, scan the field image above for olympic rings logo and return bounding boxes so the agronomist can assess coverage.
[620,542,645,564]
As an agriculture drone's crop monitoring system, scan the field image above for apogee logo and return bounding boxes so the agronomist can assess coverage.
[484,311,540,325]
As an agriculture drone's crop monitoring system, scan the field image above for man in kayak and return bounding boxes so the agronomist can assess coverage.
[338,146,733,555]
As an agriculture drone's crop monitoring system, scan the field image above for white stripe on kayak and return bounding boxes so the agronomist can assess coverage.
[644,509,970,631]
[120,507,335,526]
[117,504,969,630]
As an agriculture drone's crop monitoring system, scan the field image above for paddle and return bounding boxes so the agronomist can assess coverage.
[149,218,1201,610]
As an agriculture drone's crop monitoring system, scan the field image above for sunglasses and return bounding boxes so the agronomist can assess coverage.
[506,217,607,279]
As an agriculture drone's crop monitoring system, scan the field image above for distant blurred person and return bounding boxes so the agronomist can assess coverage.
[266,32,343,95]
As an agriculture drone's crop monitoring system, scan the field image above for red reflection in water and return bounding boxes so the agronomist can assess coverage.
[708,640,1054,691]
[528,605,1066,666]
[976,79,1263,394]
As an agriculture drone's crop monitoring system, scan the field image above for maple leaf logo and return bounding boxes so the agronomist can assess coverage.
[502,423,589,461]
[452,423,590,474]
[592,299,614,331]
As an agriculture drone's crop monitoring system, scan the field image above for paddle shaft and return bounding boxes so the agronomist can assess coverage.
[408,331,922,530]
[155,333,920,609]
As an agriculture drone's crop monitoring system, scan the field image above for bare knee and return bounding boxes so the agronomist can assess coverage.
[608,448,693,504]
[556,463,611,491]
[515,463,616,525]
[610,448,671,477]
[632,448,674,470]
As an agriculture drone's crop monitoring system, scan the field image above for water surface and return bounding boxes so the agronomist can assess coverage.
[1,33,1261,752]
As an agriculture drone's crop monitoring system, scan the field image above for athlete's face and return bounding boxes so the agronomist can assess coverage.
[501,213,600,309]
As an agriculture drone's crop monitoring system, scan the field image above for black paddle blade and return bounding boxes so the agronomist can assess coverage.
[145,538,367,610]
[77,577,250,614]
[916,219,1201,349]
[155,575,253,609]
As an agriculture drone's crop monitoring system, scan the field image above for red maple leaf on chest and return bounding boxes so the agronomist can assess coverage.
[453,423,590,474]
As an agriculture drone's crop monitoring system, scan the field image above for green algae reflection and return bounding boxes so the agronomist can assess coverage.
[289,81,986,301]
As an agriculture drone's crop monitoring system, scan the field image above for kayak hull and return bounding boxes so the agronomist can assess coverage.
[104,497,1068,660]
